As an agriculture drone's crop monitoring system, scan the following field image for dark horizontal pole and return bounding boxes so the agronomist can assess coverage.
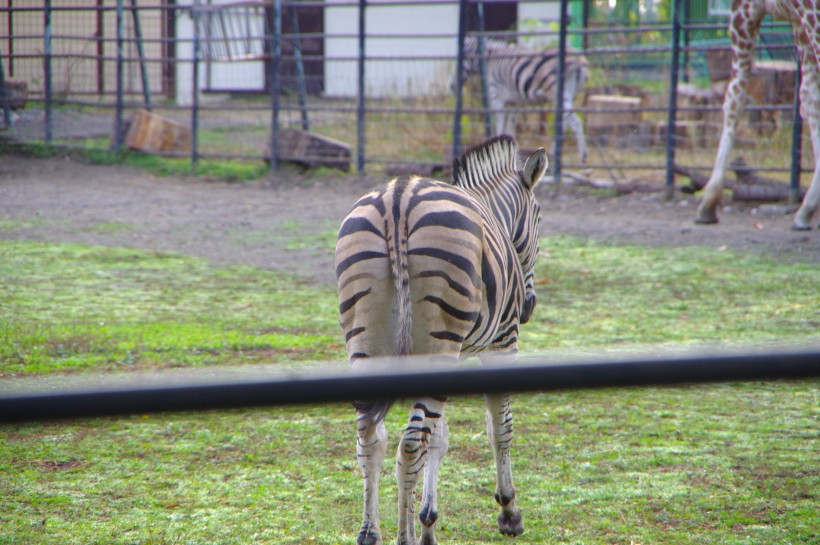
[1,350,818,424]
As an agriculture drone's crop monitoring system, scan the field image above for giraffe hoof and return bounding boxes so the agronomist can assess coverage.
[419,505,438,528]
[357,527,381,545]
[694,208,719,225]
[498,508,524,537]
[790,222,813,231]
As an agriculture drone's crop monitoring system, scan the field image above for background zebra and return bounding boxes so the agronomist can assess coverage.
[458,36,589,164]
[335,135,548,545]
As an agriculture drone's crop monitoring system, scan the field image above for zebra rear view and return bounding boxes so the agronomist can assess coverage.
[335,135,548,545]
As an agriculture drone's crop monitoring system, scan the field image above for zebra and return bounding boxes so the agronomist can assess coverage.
[335,135,548,545]
[457,36,589,164]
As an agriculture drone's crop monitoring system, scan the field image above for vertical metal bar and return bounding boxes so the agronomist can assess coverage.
[452,0,468,162]
[682,0,690,83]
[6,0,13,78]
[112,0,125,150]
[0,54,11,128]
[553,0,569,181]
[289,4,309,131]
[44,0,53,142]
[269,0,282,172]
[581,0,589,51]
[97,0,104,95]
[356,0,366,173]
[192,0,201,166]
[664,0,683,200]
[218,8,232,59]
[789,62,803,205]
[476,2,492,138]
[129,0,153,110]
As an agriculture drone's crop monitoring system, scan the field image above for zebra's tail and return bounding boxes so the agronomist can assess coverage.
[389,180,414,359]
[353,177,415,426]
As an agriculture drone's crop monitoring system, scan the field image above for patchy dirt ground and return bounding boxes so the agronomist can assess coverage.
[0,152,817,286]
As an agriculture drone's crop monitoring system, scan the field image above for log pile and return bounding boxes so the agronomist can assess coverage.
[676,158,803,202]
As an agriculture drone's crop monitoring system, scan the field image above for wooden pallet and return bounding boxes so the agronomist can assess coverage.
[125,109,192,154]
[268,129,352,171]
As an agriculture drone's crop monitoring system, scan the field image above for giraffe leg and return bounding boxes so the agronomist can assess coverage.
[418,415,449,545]
[696,8,763,224]
[485,392,523,537]
[793,8,820,230]
[355,403,388,545]
[396,398,446,545]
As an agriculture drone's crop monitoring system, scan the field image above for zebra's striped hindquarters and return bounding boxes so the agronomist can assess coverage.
[336,175,488,361]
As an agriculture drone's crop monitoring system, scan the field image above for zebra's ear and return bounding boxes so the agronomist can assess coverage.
[522,148,548,191]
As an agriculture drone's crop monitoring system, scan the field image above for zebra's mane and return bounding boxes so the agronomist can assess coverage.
[451,135,518,190]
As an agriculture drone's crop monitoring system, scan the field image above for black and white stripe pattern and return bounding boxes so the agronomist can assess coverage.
[460,36,589,163]
[335,135,548,545]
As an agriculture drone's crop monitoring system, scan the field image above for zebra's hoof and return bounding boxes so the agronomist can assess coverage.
[498,508,524,537]
[791,222,813,231]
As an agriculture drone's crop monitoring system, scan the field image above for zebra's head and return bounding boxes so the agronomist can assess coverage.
[452,135,548,325]
[450,36,500,91]
[515,146,548,324]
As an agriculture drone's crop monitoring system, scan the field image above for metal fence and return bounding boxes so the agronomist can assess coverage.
[0,0,812,195]
[2,349,819,424]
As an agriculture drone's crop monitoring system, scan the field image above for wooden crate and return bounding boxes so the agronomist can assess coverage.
[2,80,28,110]
[268,128,352,171]
[585,94,643,128]
[125,109,192,154]
[748,59,797,105]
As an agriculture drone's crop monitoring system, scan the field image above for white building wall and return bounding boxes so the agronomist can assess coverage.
[324,0,457,98]
[174,1,564,103]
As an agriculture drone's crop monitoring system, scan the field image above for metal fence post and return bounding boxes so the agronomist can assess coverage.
[129,0,153,110]
[191,0,201,166]
[269,0,282,172]
[452,0,468,162]
[789,62,803,205]
[113,0,124,150]
[0,54,10,128]
[553,0,569,182]
[44,0,53,142]
[475,2,492,138]
[356,0,366,173]
[289,4,309,131]
[664,0,684,200]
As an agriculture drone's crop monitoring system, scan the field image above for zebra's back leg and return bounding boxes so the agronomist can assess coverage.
[419,412,449,545]
[485,391,523,536]
[355,400,388,545]
[396,397,447,545]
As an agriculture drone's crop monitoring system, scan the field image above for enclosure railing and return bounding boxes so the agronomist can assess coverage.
[2,348,819,424]
[0,0,810,197]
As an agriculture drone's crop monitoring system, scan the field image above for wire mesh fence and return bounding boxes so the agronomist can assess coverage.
[0,0,813,197]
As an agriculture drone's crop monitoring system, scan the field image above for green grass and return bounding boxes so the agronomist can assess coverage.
[0,241,342,376]
[0,237,818,544]
[1,384,817,544]
[0,142,270,182]
[526,236,819,351]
